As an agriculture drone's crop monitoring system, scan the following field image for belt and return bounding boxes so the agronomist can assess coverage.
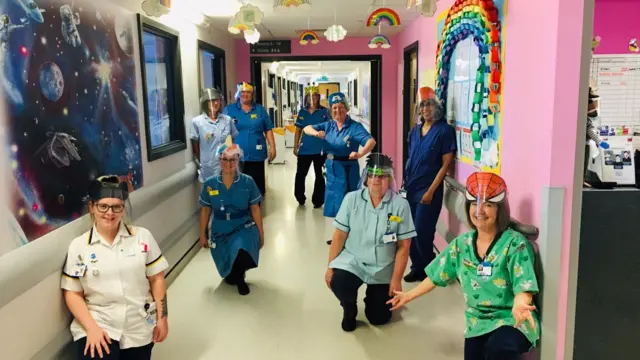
[212,211,246,220]
[327,154,355,161]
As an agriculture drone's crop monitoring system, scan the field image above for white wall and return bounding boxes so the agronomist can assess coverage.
[348,63,371,119]
[0,0,237,358]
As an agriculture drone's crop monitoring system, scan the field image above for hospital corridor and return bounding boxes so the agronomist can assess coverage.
[153,150,466,360]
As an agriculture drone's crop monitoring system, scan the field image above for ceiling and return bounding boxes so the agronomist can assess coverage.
[182,0,422,39]
[269,61,368,80]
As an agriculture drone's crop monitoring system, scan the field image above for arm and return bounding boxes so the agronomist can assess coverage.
[426,127,457,194]
[427,152,453,194]
[294,128,303,152]
[303,125,320,136]
[148,273,167,321]
[191,140,201,164]
[143,231,170,343]
[249,204,264,248]
[327,229,348,264]
[64,290,100,332]
[190,120,200,164]
[358,137,376,157]
[265,130,276,151]
[200,207,211,240]
[391,239,410,283]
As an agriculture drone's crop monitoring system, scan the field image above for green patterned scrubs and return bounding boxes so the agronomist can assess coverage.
[425,228,540,347]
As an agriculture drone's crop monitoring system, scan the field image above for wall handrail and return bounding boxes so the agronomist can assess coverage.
[444,175,539,240]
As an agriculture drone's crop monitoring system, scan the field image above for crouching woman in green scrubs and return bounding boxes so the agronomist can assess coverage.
[388,172,540,360]
[325,153,416,332]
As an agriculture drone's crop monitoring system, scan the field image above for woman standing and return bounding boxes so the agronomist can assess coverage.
[199,142,265,295]
[303,92,376,244]
[223,82,275,196]
[293,84,329,207]
[402,87,456,282]
[389,172,540,360]
[326,153,415,331]
[61,176,169,360]
[191,88,238,182]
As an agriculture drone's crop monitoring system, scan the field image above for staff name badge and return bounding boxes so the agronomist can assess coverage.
[256,144,263,150]
[74,264,87,277]
[383,232,397,243]
[251,114,258,119]
[477,261,492,276]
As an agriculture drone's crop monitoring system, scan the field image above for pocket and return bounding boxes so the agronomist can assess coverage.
[375,243,397,266]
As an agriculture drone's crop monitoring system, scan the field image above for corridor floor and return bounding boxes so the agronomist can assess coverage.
[153,149,466,360]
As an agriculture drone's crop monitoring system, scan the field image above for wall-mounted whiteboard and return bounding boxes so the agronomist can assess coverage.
[590,54,640,134]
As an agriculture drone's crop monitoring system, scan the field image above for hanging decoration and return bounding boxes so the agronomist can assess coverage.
[366,7,401,27]
[592,35,601,51]
[406,0,439,17]
[434,0,505,174]
[368,34,391,49]
[141,0,171,17]
[274,0,312,11]
[325,7,347,42]
[629,38,638,53]
[228,4,264,35]
[245,29,261,44]
[299,30,320,45]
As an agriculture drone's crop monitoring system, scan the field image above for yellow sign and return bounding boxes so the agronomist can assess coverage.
[251,114,258,119]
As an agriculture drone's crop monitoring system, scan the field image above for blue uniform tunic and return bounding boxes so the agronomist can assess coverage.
[199,174,263,278]
[330,189,417,284]
[294,106,329,155]
[403,120,457,272]
[223,103,274,162]
[191,113,238,182]
[312,117,372,217]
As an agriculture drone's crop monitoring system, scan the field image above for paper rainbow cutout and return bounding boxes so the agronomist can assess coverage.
[299,30,320,45]
[159,0,171,7]
[368,34,391,49]
[366,7,401,27]
[435,0,503,162]
[275,0,310,7]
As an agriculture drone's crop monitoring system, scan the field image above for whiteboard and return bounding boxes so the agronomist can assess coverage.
[590,54,640,134]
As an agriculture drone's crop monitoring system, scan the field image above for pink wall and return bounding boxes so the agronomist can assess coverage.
[235,38,400,166]
[593,0,640,54]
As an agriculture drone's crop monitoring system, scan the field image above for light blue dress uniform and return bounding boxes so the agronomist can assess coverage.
[312,117,372,217]
[199,174,263,278]
[191,113,238,182]
[295,106,329,155]
[223,103,274,162]
[330,188,417,284]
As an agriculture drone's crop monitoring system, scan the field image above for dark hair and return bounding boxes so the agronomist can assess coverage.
[464,198,511,233]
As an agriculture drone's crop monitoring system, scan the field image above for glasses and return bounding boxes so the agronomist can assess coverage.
[94,203,125,213]
[221,158,238,163]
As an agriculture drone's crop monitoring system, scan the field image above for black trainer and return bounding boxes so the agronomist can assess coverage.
[403,270,427,283]
[341,306,357,332]
[237,279,250,296]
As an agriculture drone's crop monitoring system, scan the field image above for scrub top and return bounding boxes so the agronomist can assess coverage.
[425,228,541,348]
[223,102,274,162]
[294,106,329,155]
[61,223,169,349]
[311,117,372,158]
[199,173,263,278]
[404,120,457,195]
[330,188,417,284]
[191,113,238,182]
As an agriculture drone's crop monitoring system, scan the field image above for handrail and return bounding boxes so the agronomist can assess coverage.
[444,175,540,240]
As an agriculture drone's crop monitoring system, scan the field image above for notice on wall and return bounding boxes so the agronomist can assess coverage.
[600,136,636,185]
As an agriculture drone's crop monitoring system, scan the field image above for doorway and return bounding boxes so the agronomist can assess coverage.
[251,55,382,152]
[402,41,419,165]
[318,82,340,108]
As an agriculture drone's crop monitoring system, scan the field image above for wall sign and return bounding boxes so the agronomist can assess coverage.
[250,40,292,54]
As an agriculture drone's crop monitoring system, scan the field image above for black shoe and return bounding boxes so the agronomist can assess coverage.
[326,239,332,245]
[297,201,305,206]
[313,204,323,209]
[403,271,427,283]
[224,277,237,285]
[341,306,357,332]
[237,279,250,295]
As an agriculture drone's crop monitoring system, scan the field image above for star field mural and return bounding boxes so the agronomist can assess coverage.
[0,0,143,248]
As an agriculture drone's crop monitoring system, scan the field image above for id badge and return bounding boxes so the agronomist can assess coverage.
[209,239,217,249]
[477,261,492,276]
[256,144,263,150]
[74,264,87,277]
[383,233,397,243]
[398,189,407,199]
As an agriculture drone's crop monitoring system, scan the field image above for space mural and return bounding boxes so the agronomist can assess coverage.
[0,0,144,250]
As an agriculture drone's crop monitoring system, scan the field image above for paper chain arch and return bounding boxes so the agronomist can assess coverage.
[435,0,502,162]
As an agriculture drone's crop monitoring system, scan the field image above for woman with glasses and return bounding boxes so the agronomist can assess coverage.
[61,176,169,360]
[199,141,265,295]
[325,153,416,332]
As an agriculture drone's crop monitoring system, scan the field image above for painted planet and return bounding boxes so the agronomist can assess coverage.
[38,62,65,102]
[114,16,134,56]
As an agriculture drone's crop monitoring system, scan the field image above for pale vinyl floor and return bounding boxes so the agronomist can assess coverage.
[153,149,466,360]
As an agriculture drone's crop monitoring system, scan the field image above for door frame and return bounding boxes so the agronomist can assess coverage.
[251,55,383,152]
[402,41,419,165]
[197,40,227,102]
[317,82,341,108]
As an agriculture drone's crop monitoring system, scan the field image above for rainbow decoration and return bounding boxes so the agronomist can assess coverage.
[368,34,391,49]
[366,7,401,27]
[159,0,171,7]
[299,30,320,45]
[435,0,504,172]
[274,0,311,8]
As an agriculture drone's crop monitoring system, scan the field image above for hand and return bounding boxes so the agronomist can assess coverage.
[199,235,209,249]
[84,326,112,359]
[316,131,326,139]
[420,190,435,204]
[387,290,412,311]
[512,298,536,330]
[260,237,264,249]
[268,148,276,161]
[600,141,610,149]
[153,317,169,343]
[389,278,402,297]
[348,151,361,160]
[293,147,299,157]
[324,268,334,289]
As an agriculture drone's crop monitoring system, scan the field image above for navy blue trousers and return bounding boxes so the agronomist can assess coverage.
[75,337,153,360]
[407,189,444,273]
[464,326,531,360]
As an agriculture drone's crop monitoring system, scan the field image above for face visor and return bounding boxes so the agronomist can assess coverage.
[87,175,133,216]
[328,91,350,112]
[304,85,320,108]
[235,82,255,104]
[200,88,225,117]
[359,153,396,193]
[216,137,244,176]
[465,172,507,218]
[414,86,444,124]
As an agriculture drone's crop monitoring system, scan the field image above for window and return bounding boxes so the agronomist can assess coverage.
[137,15,186,161]
[197,40,227,102]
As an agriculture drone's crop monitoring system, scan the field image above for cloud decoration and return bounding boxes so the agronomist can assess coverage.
[406,0,439,17]
[368,34,391,49]
[235,4,264,25]
[324,24,347,42]
[245,29,261,44]
[141,0,170,17]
